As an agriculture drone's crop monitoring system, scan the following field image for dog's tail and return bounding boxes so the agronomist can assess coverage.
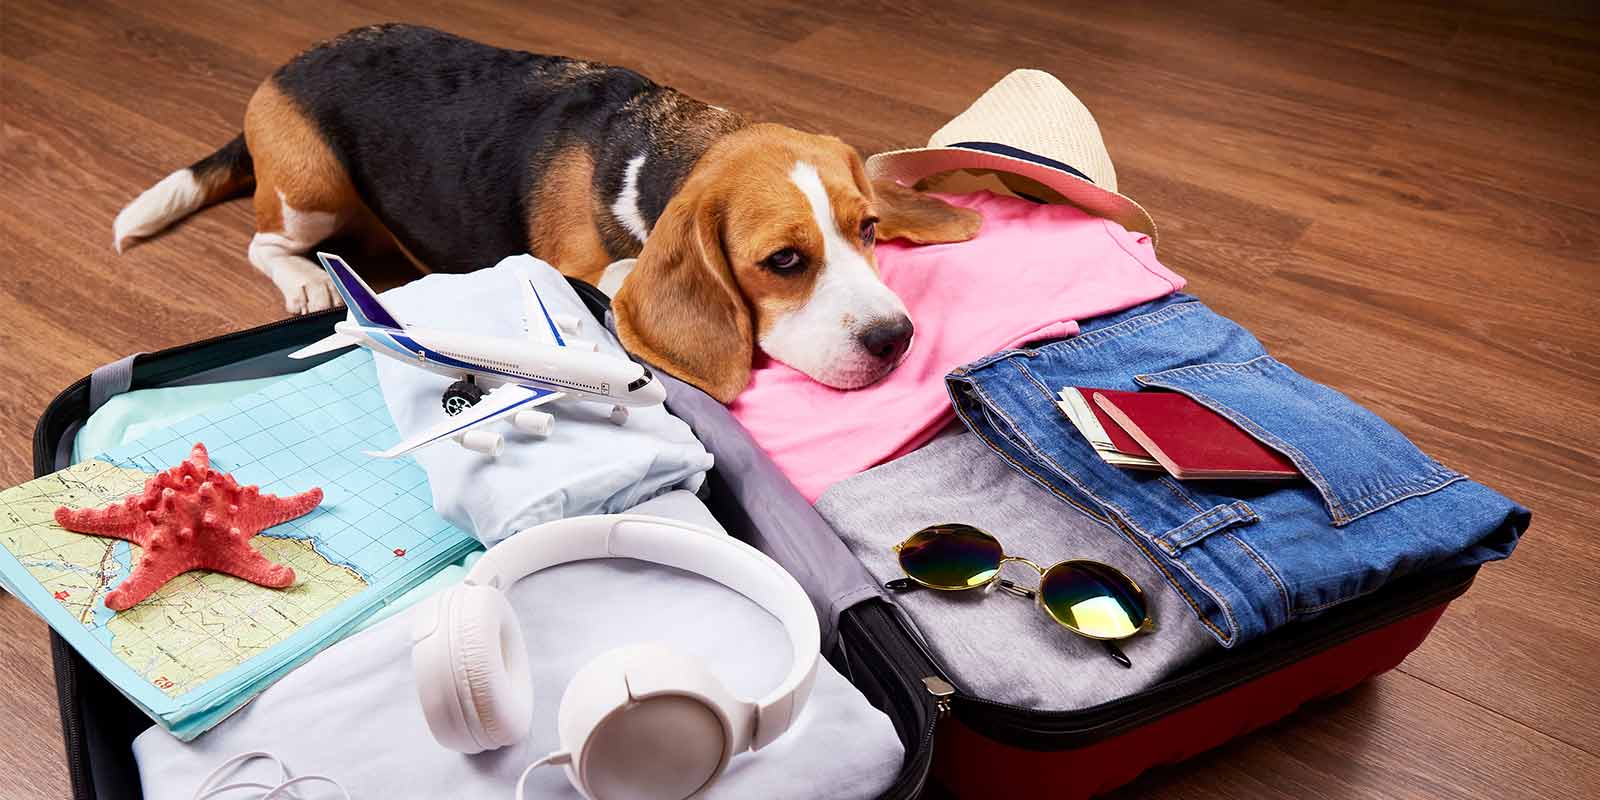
[113,134,255,253]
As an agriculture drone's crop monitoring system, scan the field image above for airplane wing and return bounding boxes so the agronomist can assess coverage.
[364,383,564,459]
[288,331,359,360]
[520,274,569,347]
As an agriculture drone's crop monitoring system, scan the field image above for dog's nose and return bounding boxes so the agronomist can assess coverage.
[859,316,914,362]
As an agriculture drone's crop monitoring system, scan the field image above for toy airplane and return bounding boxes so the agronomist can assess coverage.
[289,252,666,459]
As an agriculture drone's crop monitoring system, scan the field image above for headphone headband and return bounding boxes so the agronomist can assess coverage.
[465,514,820,749]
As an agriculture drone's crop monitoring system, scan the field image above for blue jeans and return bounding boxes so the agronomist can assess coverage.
[946,294,1529,647]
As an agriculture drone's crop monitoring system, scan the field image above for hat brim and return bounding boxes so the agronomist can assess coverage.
[867,146,1158,246]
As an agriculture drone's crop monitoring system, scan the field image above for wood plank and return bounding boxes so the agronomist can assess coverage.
[0,598,69,797]
[1,1,1597,798]
[1112,669,1600,799]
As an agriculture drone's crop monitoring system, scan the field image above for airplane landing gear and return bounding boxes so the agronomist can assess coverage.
[442,377,484,416]
[609,405,629,426]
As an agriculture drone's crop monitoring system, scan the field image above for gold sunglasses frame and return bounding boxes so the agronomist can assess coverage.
[892,524,1156,641]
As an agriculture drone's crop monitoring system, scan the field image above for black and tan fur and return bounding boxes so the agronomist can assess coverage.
[114,23,980,401]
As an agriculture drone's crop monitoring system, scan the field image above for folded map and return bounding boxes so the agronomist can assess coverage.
[0,350,477,740]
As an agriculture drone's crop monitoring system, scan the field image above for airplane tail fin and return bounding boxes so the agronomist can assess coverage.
[315,252,405,330]
[519,271,567,346]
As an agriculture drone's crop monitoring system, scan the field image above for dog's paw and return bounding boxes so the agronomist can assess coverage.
[273,261,345,315]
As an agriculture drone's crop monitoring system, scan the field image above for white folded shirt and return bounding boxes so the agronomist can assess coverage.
[134,491,904,800]
[370,255,715,544]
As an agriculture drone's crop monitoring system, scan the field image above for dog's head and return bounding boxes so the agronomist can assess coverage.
[614,124,981,402]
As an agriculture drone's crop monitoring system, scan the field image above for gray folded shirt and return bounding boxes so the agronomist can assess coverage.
[815,430,1216,710]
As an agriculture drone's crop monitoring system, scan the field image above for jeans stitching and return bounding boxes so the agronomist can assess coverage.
[1138,358,1466,524]
[1012,359,1258,556]
[952,397,1111,528]
[951,300,1195,385]
[1335,471,1467,521]
[979,398,1030,453]
[1223,531,1291,622]
[1137,363,1349,523]
[957,382,1242,645]
[1157,501,1257,550]
[957,346,1038,373]
[1157,476,1205,514]
[1002,360,1158,541]
[966,413,1231,643]
[1106,514,1237,645]
[1130,514,1242,644]
[994,361,1091,474]
[1020,300,1203,358]
[990,358,1250,634]
[1294,581,1389,615]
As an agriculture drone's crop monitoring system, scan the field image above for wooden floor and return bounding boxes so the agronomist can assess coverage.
[2,0,1597,797]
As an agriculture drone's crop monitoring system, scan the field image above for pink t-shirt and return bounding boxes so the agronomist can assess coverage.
[729,190,1186,501]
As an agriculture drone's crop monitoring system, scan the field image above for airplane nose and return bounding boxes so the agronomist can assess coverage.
[640,378,667,405]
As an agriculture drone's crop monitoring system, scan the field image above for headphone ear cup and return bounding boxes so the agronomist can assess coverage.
[558,644,742,800]
[414,584,532,753]
[456,584,533,750]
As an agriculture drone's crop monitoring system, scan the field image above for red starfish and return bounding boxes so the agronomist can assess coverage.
[55,443,324,611]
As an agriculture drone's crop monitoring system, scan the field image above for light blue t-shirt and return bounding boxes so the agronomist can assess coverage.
[369,255,714,545]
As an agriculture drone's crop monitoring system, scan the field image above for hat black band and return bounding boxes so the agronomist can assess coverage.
[948,141,1093,184]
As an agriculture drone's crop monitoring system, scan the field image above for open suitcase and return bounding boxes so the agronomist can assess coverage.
[37,280,1487,800]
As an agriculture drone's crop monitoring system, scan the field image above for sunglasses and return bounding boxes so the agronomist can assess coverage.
[887,523,1153,668]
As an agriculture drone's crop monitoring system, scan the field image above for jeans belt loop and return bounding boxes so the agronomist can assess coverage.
[1153,500,1259,554]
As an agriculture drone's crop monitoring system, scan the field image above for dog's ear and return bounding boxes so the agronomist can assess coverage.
[872,179,983,244]
[614,184,753,404]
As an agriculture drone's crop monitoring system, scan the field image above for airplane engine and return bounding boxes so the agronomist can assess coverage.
[552,313,583,337]
[453,430,504,457]
[513,410,555,438]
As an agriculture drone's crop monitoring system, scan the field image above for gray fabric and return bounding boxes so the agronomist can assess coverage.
[88,353,140,412]
[609,311,883,648]
[58,353,145,469]
[815,430,1217,710]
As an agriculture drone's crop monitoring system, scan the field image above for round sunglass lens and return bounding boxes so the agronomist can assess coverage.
[897,524,1004,590]
[1039,561,1148,639]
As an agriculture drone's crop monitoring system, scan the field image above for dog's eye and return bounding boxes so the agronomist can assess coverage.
[764,248,804,272]
[860,218,878,246]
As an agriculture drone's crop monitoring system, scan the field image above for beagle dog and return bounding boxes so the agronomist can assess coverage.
[113,24,980,402]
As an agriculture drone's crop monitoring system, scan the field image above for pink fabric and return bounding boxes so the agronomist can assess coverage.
[729,191,1186,502]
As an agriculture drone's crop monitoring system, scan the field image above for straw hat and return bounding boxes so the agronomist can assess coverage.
[867,69,1157,245]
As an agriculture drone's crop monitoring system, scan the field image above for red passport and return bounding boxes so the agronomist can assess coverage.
[1090,389,1300,480]
[1083,394,1150,459]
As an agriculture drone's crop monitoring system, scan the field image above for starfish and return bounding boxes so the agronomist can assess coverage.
[55,443,324,611]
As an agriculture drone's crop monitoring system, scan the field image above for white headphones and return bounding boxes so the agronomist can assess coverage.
[411,514,821,800]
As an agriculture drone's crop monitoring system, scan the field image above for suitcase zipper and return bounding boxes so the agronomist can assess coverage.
[51,637,93,800]
[923,675,956,719]
[841,602,953,799]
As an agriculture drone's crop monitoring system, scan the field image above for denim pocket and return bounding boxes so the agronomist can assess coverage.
[1135,356,1464,526]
